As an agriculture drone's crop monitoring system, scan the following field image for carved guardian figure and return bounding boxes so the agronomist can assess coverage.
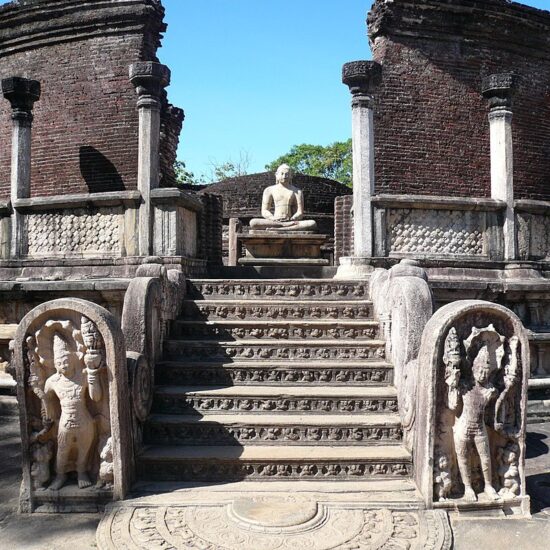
[43,330,103,490]
[442,324,521,502]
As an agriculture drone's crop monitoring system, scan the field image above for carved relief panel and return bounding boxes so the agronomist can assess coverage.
[387,208,486,257]
[26,208,123,257]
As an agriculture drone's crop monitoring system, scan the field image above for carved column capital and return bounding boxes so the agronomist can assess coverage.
[342,60,381,105]
[1,77,41,125]
[129,62,170,109]
[482,73,518,113]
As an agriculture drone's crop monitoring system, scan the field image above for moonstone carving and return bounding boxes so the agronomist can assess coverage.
[249,164,317,232]
[97,502,453,550]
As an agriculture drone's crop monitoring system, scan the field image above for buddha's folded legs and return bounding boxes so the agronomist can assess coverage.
[249,218,317,232]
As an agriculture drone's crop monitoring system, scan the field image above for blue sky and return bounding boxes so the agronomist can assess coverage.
[159,0,549,178]
[160,0,372,177]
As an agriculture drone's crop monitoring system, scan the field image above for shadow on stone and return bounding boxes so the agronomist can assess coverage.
[526,472,550,516]
[79,146,125,193]
[526,431,549,460]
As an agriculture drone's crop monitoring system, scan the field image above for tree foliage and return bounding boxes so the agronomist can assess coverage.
[265,139,352,187]
[174,151,251,186]
[174,160,201,185]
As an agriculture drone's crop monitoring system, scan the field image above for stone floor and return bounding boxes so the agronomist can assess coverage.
[1,394,549,549]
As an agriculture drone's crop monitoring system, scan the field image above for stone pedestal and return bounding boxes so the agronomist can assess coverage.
[333,256,374,279]
[237,232,329,266]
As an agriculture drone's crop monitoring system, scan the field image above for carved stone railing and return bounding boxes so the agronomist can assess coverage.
[10,191,141,259]
[516,199,550,262]
[0,188,210,262]
[13,298,133,513]
[372,195,506,261]
[0,201,9,258]
[370,259,433,449]
[150,188,203,257]
[415,301,530,516]
[121,262,186,452]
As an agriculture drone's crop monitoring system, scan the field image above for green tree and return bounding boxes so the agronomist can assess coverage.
[266,139,352,187]
[174,160,203,186]
[174,151,251,185]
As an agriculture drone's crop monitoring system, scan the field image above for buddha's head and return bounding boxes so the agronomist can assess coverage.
[275,164,292,187]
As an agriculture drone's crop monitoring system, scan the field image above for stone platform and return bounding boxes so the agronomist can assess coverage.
[237,232,329,266]
[96,484,452,550]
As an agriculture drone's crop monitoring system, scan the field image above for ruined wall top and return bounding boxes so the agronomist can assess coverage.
[369,0,550,50]
[0,0,166,57]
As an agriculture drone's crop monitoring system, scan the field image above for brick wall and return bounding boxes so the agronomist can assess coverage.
[0,0,182,200]
[334,195,354,262]
[197,193,223,266]
[203,172,352,218]
[368,0,550,201]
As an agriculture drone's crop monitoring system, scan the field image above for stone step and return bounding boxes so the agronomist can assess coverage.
[152,385,399,414]
[137,445,412,482]
[143,413,403,446]
[188,279,370,301]
[169,319,381,341]
[155,360,394,386]
[163,339,386,362]
[180,299,375,322]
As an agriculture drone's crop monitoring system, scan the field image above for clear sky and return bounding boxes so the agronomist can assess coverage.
[159,0,549,178]
[159,0,371,178]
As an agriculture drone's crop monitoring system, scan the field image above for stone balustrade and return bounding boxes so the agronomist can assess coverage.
[372,194,506,262]
[0,188,205,260]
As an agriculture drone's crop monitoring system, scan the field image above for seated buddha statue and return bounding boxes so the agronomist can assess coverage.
[249,164,317,232]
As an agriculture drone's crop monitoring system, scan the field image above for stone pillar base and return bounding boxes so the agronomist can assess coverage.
[504,263,543,280]
[334,256,375,279]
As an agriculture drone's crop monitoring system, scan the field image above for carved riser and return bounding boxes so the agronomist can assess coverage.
[152,395,399,415]
[136,460,412,482]
[188,281,370,301]
[143,424,404,446]
[156,365,394,386]
[180,302,375,322]
[163,343,386,362]
[170,323,380,341]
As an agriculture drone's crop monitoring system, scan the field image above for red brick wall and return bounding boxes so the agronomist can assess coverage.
[0,0,181,200]
[334,195,354,261]
[368,0,550,201]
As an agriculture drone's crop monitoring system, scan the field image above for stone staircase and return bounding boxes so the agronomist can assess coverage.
[137,279,412,484]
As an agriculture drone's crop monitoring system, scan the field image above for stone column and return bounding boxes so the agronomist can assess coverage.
[129,62,170,256]
[1,77,40,258]
[335,61,381,279]
[482,73,517,262]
